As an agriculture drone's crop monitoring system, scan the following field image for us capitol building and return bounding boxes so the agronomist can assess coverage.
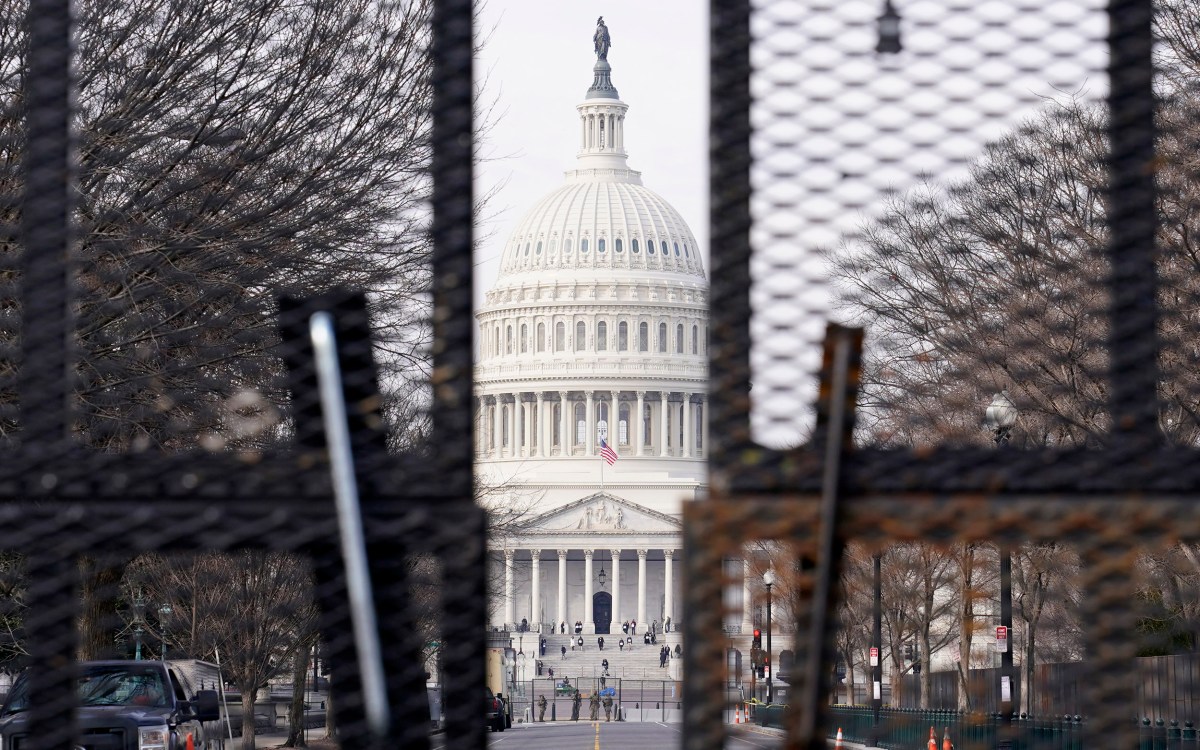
[476,28,712,638]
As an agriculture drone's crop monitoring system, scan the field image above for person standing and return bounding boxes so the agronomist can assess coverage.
[537,694,547,722]
[540,637,547,656]
[665,616,672,633]
[598,635,604,651]
[622,620,629,635]
[571,689,582,721]
[589,691,601,721]
[548,666,555,680]
[577,635,584,651]
[603,694,614,722]
[602,658,609,675]
[618,639,624,652]
[561,644,567,659]
[631,619,637,634]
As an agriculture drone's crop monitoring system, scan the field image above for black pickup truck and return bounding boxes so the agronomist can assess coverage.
[0,660,222,750]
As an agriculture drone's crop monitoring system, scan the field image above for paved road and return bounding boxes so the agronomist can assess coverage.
[433,721,783,749]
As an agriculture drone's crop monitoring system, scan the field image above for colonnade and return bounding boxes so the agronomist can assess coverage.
[478,390,707,459]
[501,547,677,634]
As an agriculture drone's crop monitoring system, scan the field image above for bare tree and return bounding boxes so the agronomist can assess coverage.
[127,552,318,750]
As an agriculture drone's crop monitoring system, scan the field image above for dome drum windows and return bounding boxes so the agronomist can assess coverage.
[618,321,629,351]
[581,239,589,254]
[631,239,640,254]
[658,322,667,353]
[615,239,623,253]
[676,323,684,354]
[597,321,608,351]
[555,321,566,351]
[538,322,546,353]
[639,322,649,352]
[575,321,586,351]
[598,238,606,253]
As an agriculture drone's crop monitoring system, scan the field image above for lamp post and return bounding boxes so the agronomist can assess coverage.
[133,591,146,661]
[763,568,775,704]
[985,391,1017,742]
[159,604,172,660]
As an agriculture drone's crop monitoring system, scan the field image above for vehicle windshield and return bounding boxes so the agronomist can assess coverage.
[3,665,169,715]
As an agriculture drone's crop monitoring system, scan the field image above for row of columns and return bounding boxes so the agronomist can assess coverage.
[479,390,708,458]
[502,548,675,633]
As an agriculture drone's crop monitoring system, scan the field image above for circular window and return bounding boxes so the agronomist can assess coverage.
[598,239,606,253]
[581,239,589,253]
[632,239,640,254]
[615,239,623,253]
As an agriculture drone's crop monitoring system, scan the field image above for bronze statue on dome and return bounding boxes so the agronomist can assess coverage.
[594,17,611,60]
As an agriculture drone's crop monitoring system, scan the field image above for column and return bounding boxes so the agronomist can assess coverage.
[531,551,541,630]
[584,549,595,634]
[701,394,709,457]
[742,557,754,632]
[610,549,622,624]
[559,391,570,456]
[557,549,568,629]
[507,396,517,456]
[504,549,515,628]
[536,392,548,457]
[514,393,524,457]
[664,549,674,627]
[585,391,596,454]
[636,391,646,455]
[659,392,669,456]
[637,549,648,627]
[682,394,693,457]
[610,391,619,448]
[492,396,503,457]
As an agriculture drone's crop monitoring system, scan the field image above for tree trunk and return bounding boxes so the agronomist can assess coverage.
[241,691,257,750]
[78,558,124,661]
[285,643,312,747]
[958,544,976,711]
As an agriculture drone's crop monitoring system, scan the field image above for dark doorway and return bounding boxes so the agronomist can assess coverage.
[593,591,612,634]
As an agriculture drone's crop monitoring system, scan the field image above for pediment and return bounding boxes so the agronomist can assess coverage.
[521,493,681,535]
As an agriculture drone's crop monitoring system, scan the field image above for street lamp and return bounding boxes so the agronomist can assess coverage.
[985,391,1016,740]
[133,591,146,661]
[159,604,172,660]
[763,568,776,704]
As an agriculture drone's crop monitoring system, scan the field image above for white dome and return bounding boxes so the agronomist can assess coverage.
[496,176,705,283]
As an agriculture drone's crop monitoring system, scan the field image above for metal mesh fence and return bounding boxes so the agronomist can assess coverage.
[4,0,1195,749]
[695,0,1196,749]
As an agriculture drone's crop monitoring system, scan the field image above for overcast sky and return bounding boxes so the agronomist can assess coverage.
[473,3,709,306]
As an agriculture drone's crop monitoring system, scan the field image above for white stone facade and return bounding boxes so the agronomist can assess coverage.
[477,51,707,634]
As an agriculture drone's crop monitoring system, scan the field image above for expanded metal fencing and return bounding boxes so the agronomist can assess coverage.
[2,0,1193,749]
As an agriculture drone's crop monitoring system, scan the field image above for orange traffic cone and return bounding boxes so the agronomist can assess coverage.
[834,727,844,748]
[927,727,938,749]
[734,704,741,724]
[942,726,953,750]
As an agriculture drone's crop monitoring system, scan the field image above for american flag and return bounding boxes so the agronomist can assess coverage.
[600,439,619,466]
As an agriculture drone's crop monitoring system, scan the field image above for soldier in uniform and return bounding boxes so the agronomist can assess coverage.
[603,694,614,721]
[537,694,547,722]
[571,689,582,721]
[589,690,601,721]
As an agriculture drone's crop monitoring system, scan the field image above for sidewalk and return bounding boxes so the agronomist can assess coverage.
[731,724,880,749]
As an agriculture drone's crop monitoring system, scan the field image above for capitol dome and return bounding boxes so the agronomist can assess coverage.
[476,33,708,520]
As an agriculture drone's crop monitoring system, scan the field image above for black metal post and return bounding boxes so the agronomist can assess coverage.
[765,582,773,704]
[1000,548,1014,746]
[872,553,882,745]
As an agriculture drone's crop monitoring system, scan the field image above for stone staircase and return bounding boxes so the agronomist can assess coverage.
[532,630,682,681]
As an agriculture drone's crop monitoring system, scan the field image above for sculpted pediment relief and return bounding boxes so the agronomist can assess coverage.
[523,494,680,534]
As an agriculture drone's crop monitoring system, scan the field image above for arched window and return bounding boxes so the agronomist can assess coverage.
[556,321,566,351]
[618,321,629,351]
[703,325,708,353]
[658,322,667,353]
[564,238,573,253]
[648,240,656,255]
[676,324,684,353]
[618,404,630,445]
[662,240,670,255]
[692,324,698,354]
[581,239,589,253]
[494,326,500,356]
[538,323,546,353]
[550,239,557,252]
[506,325,513,354]
[615,239,623,253]
[575,403,587,445]
[683,244,689,257]
[536,241,543,255]
[598,239,606,253]
[674,242,680,256]
[524,243,530,256]
[639,322,649,352]
[597,321,608,351]
[575,321,586,351]
[631,238,640,253]
[520,323,528,353]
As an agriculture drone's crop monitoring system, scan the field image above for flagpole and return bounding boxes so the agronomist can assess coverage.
[600,439,606,492]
